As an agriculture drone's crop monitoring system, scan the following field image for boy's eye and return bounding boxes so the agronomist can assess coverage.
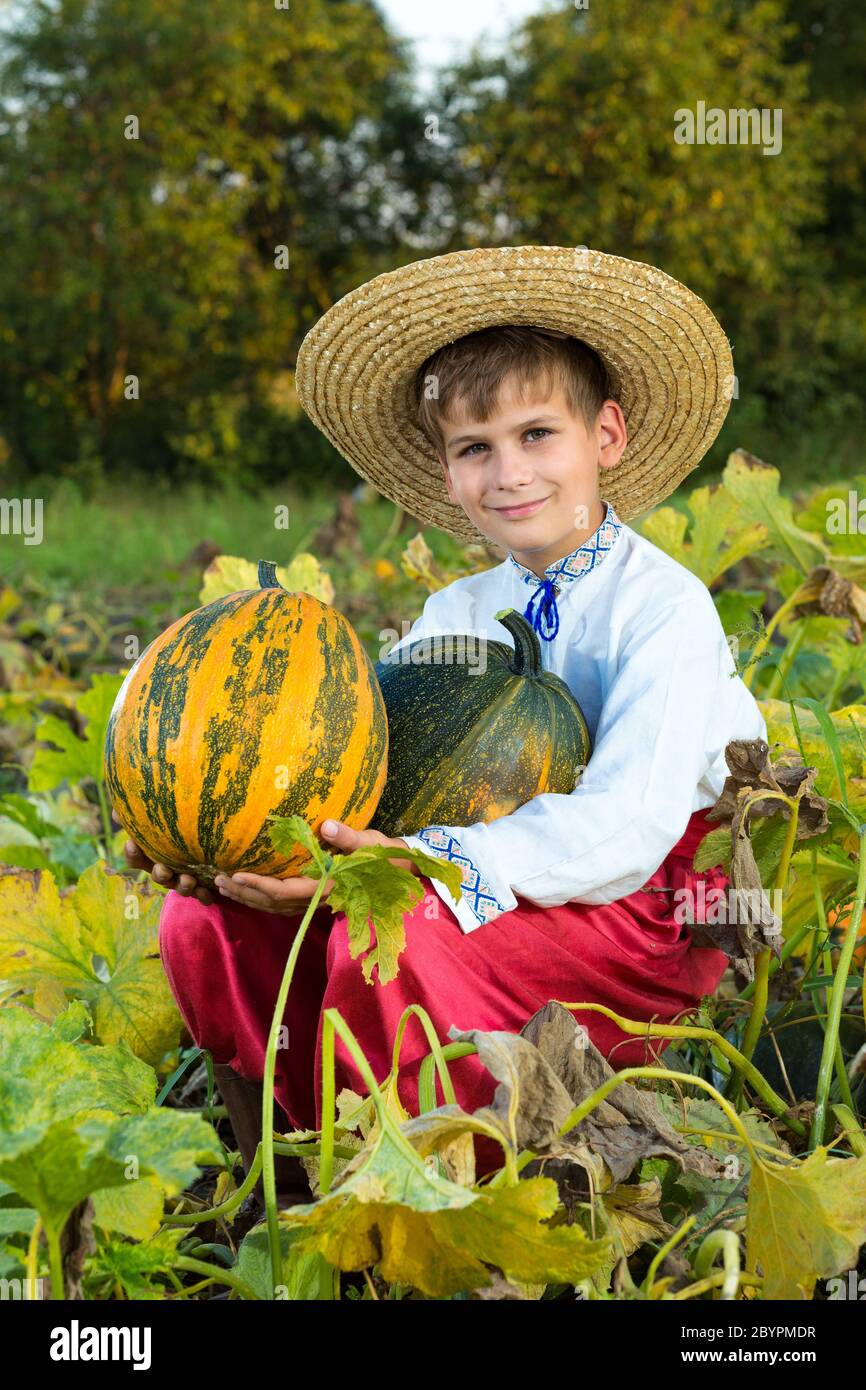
[458,428,552,458]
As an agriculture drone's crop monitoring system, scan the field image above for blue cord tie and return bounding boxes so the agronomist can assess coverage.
[522,578,559,642]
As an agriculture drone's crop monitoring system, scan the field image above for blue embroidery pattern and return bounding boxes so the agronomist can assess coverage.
[510,501,623,642]
[413,826,507,927]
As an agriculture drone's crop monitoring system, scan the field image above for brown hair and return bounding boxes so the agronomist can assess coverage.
[412,325,612,458]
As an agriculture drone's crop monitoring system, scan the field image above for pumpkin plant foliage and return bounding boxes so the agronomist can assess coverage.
[5,465,866,1299]
[0,861,183,1067]
[198,552,335,607]
[268,813,463,984]
[27,672,124,795]
[0,1002,223,1281]
[279,1119,609,1299]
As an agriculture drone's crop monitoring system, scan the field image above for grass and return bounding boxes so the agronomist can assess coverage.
[2,475,342,593]
[5,401,863,597]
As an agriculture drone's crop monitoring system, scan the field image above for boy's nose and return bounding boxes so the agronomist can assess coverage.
[488,446,535,491]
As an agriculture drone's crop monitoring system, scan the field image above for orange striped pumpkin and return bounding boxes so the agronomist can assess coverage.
[104,561,388,883]
[828,901,866,970]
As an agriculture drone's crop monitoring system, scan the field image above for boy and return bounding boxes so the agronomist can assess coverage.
[132,245,766,1203]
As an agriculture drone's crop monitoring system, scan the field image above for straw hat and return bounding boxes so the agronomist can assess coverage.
[294,245,734,543]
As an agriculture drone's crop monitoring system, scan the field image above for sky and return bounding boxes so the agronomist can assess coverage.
[375,0,545,89]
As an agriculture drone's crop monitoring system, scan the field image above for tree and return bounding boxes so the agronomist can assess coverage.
[0,0,445,483]
[427,0,837,428]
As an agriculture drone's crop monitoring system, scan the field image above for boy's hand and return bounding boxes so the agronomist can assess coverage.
[123,838,217,906]
[212,819,418,916]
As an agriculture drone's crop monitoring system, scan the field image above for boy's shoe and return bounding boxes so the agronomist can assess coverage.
[213,1062,313,1219]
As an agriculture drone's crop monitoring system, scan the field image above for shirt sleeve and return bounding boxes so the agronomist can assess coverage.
[400,586,756,934]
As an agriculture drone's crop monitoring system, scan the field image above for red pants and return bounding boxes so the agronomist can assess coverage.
[158,809,728,1177]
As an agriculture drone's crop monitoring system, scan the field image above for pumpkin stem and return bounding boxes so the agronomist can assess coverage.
[494,607,543,676]
[258,560,284,590]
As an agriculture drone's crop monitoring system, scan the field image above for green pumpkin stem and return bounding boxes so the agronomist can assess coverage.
[494,607,542,676]
[258,560,284,590]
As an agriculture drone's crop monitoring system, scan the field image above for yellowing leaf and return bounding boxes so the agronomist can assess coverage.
[747,1148,866,1300]
[91,1175,166,1241]
[639,485,769,588]
[638,506,689,566]
[722,451,826,576]
[399,533,497,593]
[599,1178,671,1259]
[281,1115,609,1297]
[198,552,334,606]
[400,534,447,592]
[760,698,866,816]
[0,1005,222,1240]
[32,977,69,1022]
[0,861,183,1067]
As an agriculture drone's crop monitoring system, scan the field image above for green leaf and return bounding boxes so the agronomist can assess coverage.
[0,1006,223,1238]
[655,1095,786,1233]
[86,1228,187,1300]
[722,451,826,576]
[0,794,60,839]
[0,1207,38,1236]
[794,477,866,566]
[267,818,464,984]
[328,846,464,986]
[236,1225,338,1301]
[692,827,730,873]
[267,813,330,876]
[692,817,793,884]
[28,673,124,793]
[713,589,766,640]
[0,845,54,871]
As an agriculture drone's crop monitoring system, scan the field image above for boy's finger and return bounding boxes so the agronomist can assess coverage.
[176,874,199,896]
[214,871,327,914]
[219,871,316,902]
[195,886,216,905]
[319,819,357,851]
[151,862,178,887]
[215,880,277,911]
[124,839,154,871]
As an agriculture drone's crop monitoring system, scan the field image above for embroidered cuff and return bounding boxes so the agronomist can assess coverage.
[401,827,516,934]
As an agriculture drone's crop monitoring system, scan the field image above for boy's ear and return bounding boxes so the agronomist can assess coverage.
[597,400,628,471]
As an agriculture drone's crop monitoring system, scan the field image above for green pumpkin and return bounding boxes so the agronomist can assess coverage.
[371,606,591,838]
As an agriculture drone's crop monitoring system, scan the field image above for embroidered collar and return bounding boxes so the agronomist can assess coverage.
[509,500,623,642]
[508,500,623,590]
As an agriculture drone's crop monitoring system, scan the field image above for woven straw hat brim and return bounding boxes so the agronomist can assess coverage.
[294,245,734,543]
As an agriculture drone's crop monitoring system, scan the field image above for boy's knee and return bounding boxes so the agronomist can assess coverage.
[158,891,223,973]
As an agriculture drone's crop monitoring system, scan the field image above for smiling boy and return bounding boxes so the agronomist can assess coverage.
[136,245,767,1200]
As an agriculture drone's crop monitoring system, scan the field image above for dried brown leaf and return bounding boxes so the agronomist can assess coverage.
[444,1005,727,1211]
[790,565,866,641]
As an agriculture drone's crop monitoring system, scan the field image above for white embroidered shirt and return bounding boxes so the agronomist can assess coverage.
[388,501,767,934]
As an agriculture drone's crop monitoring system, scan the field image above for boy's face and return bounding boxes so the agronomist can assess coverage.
[436,371,627,577]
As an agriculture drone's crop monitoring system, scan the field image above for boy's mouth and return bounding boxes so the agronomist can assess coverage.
[489,495,551,519]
